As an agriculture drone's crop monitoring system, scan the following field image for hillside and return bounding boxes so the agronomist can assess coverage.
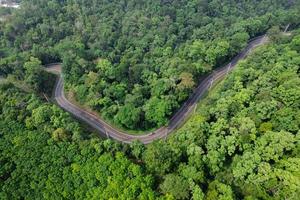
[0,0,299,130]
[0,1,300,199]
[1,22,300,200]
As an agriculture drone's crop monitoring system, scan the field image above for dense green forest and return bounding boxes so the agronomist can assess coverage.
[1,22,300,200]
[1,0,300,199]
[0,84,157,199]
[0,0,299,130]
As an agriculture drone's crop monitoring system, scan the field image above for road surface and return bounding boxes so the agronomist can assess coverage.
[0,1,20,8]
[46,35,268,144]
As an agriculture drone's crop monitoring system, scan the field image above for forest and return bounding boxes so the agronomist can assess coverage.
[0,0,299,130]
[0,0,300,199]
[1,27,300,200]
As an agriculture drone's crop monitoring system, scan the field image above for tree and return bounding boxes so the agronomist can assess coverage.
[177,72,195,91]
[96,58,115,80]
[191,185,204,200]
[143,141,178,176]
[206,181,234,200]
[291,35,300,52]
[143,96,177,126]
[114,104,142,129]
[24,57,42,90]
[229,32,250,55]
[130,140,145,160]
[267,26,282,42]
[259,122,273,133]
[160,174,190,200]
[52,128,69,141]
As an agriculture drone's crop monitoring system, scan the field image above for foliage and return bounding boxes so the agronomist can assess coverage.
[1,0,298,129]
[0,85,156,199]
[144,30,300,199]
[1,28,300,200]
[0,1,300,199]
[160,174,190,200]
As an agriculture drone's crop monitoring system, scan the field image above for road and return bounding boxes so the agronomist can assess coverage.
[0,1,20,8]
[46,35,268,144]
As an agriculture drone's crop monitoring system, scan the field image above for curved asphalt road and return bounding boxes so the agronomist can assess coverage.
[46,35,268,144]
